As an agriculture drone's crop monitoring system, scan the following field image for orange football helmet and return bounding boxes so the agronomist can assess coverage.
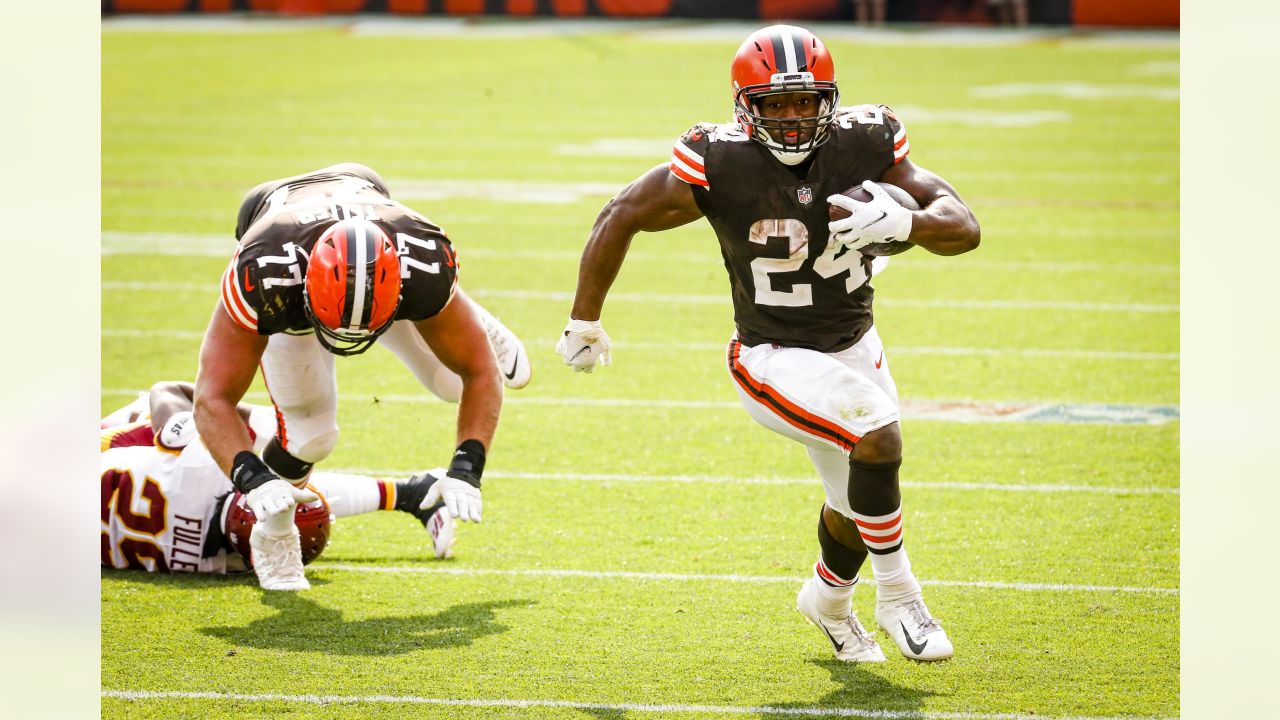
[303,218,402,356]
[731,25,840,164]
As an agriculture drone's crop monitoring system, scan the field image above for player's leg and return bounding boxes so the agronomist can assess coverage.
[834,327,952,661]
[378,289,531,397]
[727,339,890,661]
[258,332,341,488]
[250,332,341,590]
[308,471,456,559]
[795,471,886,662]
[378,320,464,402]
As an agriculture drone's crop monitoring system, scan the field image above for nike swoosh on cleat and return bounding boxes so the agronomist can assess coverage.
[899,620,928,655]
[817,622,844,653]
[504,356,520,381]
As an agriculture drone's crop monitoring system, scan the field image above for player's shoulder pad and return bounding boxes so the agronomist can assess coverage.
[220,243,262,333]
[670,122,751,189]
[834,104,910,166]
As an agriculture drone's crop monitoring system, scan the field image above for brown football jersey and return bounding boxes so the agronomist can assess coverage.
[669,105,909,353]
[220,166,458,336]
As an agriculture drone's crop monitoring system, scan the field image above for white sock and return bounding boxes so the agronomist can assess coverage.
[812,559,857,617]
[308,472,392,518]
[870,546,921,602]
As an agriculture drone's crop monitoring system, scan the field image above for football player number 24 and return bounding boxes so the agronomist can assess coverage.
[749,219,868,307]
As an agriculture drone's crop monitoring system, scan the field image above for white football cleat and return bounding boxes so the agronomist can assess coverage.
[796,578,886,663]
[250,525,310,591]
[876,594,953,661]
[426,506,455,559]
[475,306,531,389]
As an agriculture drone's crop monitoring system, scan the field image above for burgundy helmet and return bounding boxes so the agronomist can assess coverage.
[223,484,332,567]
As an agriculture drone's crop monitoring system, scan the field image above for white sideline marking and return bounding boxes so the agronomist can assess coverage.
[970,82,1179,101]
[101,387,1180,425]
[100,281,1178,314]
[313,565,1178,596]
[100,328,1177,361]
[100,690,1174,720]
[329,468,1179,496]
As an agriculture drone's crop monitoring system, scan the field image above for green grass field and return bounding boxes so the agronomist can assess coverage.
[102,18,1178,719]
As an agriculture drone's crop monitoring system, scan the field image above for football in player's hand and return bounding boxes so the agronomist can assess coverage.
[830,182,920,256]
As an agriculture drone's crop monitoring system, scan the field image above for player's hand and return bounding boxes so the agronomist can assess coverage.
[422,473,483,523]
[246,478,319,521]
[555,318,612,373]
[828,181,913,252]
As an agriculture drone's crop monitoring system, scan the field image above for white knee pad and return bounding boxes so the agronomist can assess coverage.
[288,428,340,465]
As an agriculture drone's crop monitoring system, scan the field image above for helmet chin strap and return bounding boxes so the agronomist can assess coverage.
[770,147,813,165]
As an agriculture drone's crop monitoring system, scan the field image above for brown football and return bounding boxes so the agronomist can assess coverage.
[829,182,920,257]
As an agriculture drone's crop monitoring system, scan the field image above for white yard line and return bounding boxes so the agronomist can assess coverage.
[103,231,1178,273]
[325,468,1179,496]
[100,281,1178,313]
[100,690,1175,719]
[970,82,1179,101]
[101,386,1180,425]
[276,564,1182,595]
[100,328,1177,361]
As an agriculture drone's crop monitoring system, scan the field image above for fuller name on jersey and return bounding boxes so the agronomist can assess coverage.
[101,434,235,574]
[669,105,910,353]
[221,166,460,336]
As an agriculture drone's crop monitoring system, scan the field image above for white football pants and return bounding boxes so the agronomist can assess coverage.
[727,326,900,519]
[258,320,461,465]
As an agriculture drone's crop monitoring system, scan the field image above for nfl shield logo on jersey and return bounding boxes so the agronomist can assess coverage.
[797,186,814,207]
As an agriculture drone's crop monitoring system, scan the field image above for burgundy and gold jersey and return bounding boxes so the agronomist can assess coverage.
[220,167,459,336]
[100,440,233,574]
[669,105,909,353]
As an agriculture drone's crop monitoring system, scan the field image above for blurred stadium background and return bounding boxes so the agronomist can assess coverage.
[102,0,1178,29]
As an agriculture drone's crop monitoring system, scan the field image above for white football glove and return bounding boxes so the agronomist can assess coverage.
[246,478,319,521]
[555,318,612,373]
[421,471,482,523]
[828,181,913,252]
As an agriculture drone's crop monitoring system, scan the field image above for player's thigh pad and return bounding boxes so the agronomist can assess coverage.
[727,339,899,454]
[260,332,340,461]
[378,320,463,403]
[828,325,900,408]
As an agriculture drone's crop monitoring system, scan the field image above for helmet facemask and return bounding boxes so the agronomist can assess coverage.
[303,286,399,356]
[735,77,840,165]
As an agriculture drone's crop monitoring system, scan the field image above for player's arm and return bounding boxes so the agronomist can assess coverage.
[193,301,269,477]
[148,379,258,446]
[412,288,502,522]
[557,165,704,371]
[570,164,704,320]
[415,288,501,449]
[878,158,980,256]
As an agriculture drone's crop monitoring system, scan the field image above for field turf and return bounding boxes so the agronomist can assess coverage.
[102,19,1178,719]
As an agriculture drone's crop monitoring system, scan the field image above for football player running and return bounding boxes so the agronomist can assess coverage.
[195,163,529,590]
[556,27,979,662]
[101,381,462,582]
